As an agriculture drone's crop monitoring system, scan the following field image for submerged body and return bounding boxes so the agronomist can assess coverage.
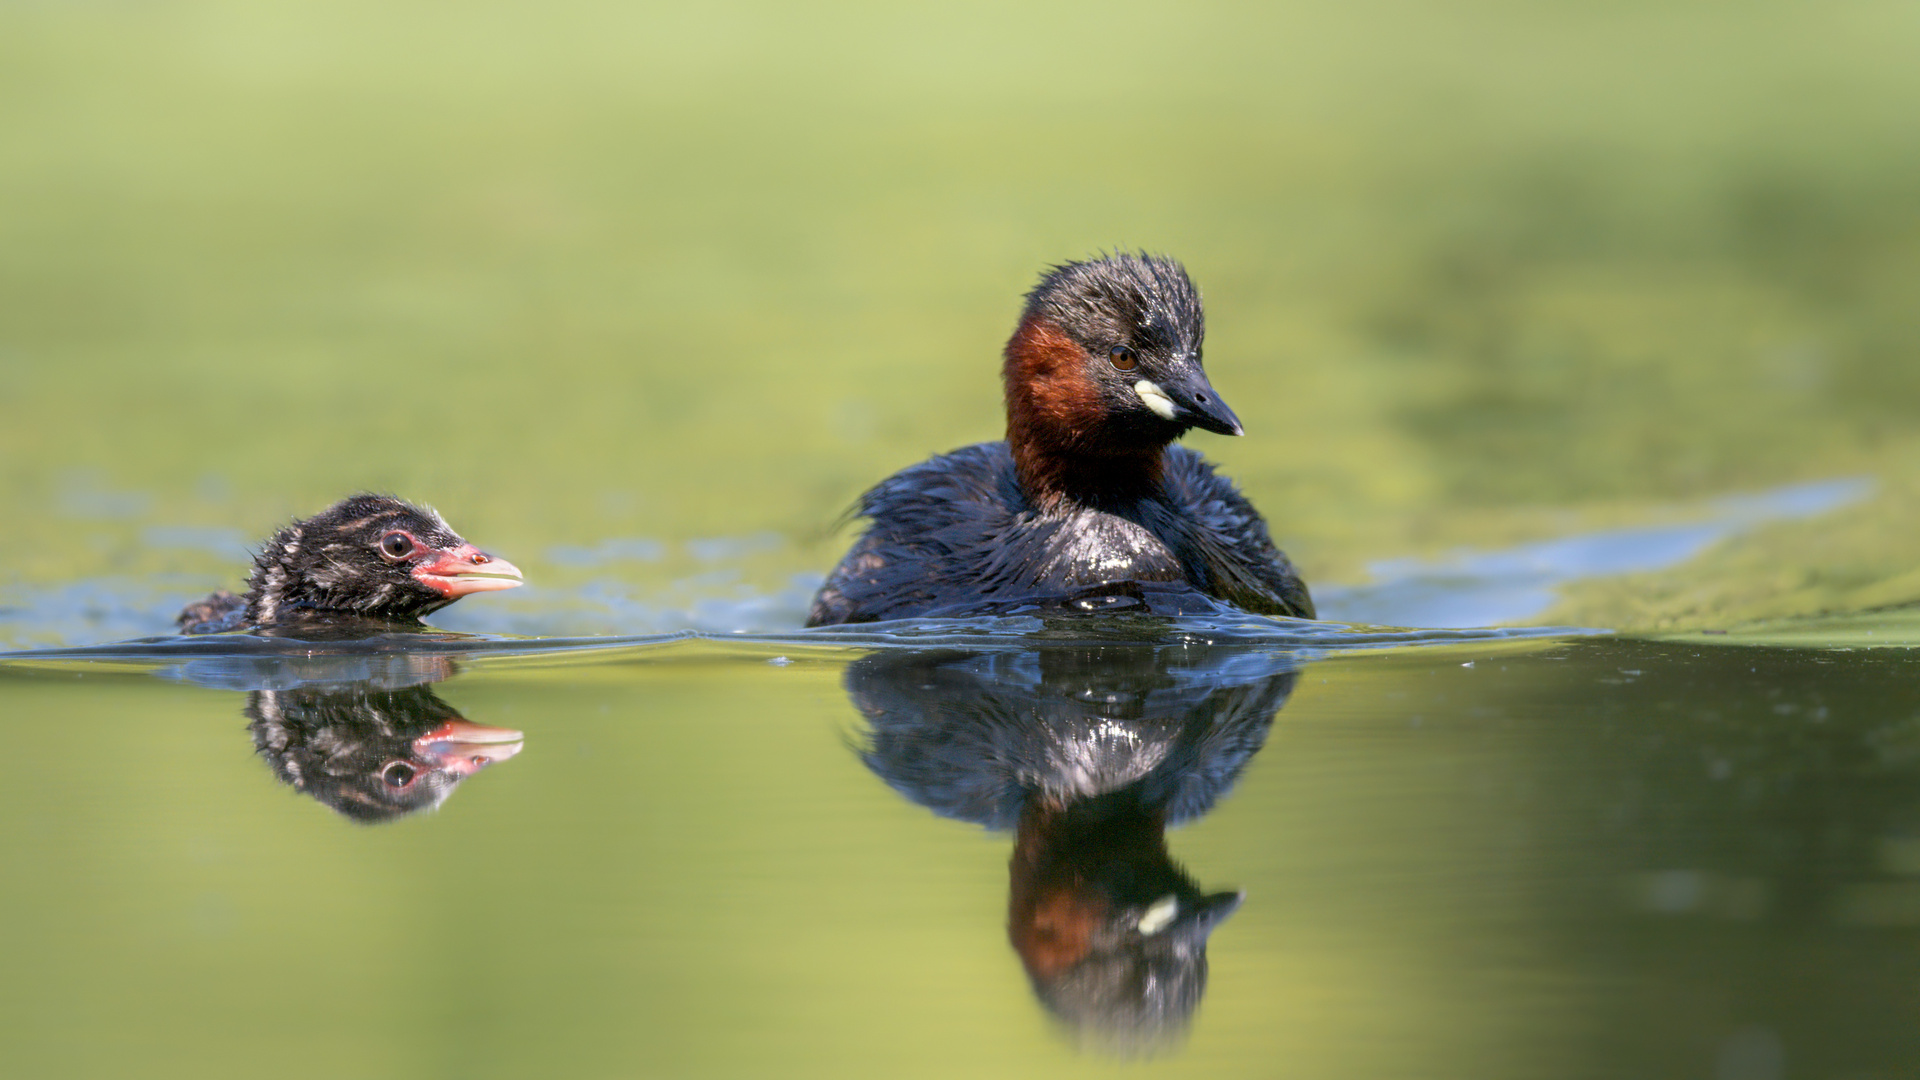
[809,254,1311,625]
[178,495,522,635]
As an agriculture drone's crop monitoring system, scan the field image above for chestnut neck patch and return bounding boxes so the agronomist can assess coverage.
[1003,314,1168,510]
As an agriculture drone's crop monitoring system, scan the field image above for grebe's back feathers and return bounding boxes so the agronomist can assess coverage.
[808,443,1312,625]
[1156,449,1315,619]
[176,589,248,635]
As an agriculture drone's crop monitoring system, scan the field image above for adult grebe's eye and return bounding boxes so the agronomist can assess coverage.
[379,532,415,561]
[1109,345,1137,371]
[381,761,418,788]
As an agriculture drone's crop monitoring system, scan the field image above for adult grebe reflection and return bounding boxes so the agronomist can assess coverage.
[847,644,1298,1053]
[166,648,524,823]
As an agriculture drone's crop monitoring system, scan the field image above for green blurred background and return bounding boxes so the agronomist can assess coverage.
[3,0,1918,630]
[7,7,1920,1075]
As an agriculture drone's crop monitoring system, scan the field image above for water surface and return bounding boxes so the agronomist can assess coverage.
[3,627,1915,1077]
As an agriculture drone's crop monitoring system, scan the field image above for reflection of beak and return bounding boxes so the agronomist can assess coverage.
[1169,890,1244,944]
[413,544,524,599]
[413,719,525,776]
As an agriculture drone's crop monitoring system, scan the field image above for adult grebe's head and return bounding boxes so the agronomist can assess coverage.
[1002,254,1240,507]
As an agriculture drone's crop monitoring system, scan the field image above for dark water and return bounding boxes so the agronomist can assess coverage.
[3,626,1914,1078]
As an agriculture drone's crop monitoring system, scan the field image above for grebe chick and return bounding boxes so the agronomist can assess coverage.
[808,253,1311,625]
[177,494,522,634]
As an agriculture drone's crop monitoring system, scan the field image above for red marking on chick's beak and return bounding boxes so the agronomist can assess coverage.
[412,544,524,598]
[412,719,525,776]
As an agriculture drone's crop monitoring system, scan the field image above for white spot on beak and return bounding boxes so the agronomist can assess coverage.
[1137,894,1180,935]
[1134,379,1178,421]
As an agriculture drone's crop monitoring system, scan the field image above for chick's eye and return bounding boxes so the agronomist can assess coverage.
[381,761,418,788]
[379,533,415,560]
[1109,345,1138,371]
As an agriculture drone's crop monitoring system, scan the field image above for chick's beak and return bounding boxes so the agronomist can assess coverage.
[413,544,524,598]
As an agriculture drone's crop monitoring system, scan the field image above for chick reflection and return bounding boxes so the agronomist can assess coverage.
[247,681,522,823]
[848,646,1297,1053]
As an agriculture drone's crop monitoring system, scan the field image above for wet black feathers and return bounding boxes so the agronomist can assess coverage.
[807,443,1314,624]
[1025,253,1205,357]
[177,494,459,634]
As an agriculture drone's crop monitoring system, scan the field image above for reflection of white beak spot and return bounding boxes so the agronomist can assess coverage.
[1138,894,1180,935]
[1134,379,1178,421]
